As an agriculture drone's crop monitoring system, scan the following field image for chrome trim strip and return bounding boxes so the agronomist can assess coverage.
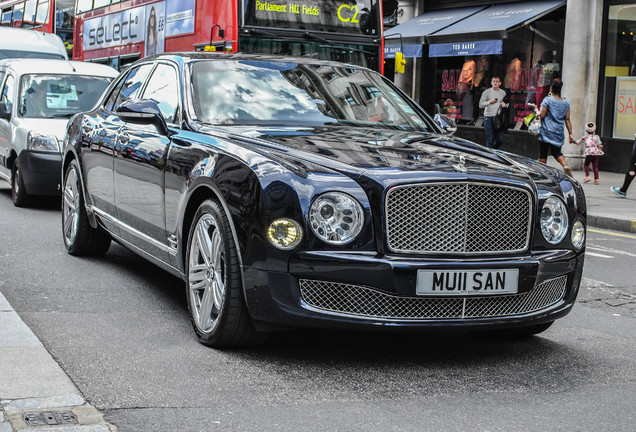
[88,204,177,256]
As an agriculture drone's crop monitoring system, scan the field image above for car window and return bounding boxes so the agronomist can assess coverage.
[18,74,111,119]
[142,63,180,124]
[105,63,154,111]
[1,74,15,113]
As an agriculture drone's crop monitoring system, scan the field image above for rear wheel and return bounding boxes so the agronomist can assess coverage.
[62,160,111,256]
[11,159,30,207]
[186,199,266,348]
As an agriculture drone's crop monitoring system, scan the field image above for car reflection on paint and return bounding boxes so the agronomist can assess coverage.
[61,53,586,348]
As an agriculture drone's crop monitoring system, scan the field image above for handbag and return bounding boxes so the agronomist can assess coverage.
[493,106,507,131]
[528,115,542,136]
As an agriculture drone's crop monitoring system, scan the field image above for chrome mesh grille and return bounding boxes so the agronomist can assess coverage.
[299,276,567,320]
[386,183,532,254]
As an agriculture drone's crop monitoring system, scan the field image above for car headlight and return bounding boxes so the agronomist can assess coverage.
[309,192,363,245]
[27,132,59,152]
[540,196,569,244]
[267,218,303,250]
[571,220,585,250]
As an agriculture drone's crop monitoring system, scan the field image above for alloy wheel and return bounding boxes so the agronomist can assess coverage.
[62,167,80,247]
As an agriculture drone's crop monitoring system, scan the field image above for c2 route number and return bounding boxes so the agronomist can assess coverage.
[337,4,359,23]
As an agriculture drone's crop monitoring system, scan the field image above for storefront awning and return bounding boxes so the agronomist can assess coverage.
[427,0,566,44]
[384,6,486,45]
[384,44,423,59]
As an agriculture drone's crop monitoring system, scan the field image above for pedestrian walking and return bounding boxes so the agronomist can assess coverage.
[610,133,636,198]
[478,75,508,149]
[576,122,604,184]
[527,78,575,176]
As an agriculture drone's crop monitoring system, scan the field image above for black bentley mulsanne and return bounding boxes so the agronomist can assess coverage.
[61,53,586,347]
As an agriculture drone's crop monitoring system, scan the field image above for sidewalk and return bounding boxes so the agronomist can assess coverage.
[571,169,636,233]
[1,170,634,432]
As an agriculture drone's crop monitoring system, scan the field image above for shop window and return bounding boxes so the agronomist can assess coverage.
[431,17,565,129]
[599,4,636,139]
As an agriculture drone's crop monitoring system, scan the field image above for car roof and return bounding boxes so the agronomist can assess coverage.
[0,58,119,78]
[0,27,68,60]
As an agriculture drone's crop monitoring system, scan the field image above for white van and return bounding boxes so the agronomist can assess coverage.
[0,27,68,60]
[0,59,118,206]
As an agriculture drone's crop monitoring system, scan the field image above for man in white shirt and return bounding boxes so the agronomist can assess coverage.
[479,75,508,149]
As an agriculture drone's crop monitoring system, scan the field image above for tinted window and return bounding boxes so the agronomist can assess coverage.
[105,63,153,111]
[142,63,179,124]
[190,60,429,131]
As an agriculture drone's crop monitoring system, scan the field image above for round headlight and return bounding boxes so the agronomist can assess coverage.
[267,218,303,250]
[309,192,363,245]
[571,220,585,250]
[540,196,569,244]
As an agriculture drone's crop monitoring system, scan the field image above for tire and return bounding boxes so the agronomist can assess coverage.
[185,199,266,348]
[61,160,111,256]
[11,159,30,207]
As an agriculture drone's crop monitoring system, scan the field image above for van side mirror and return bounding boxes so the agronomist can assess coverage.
[0,101,10,121]
[116,99,170,136]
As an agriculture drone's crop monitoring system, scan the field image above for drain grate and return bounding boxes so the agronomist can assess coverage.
[23,411,78,427]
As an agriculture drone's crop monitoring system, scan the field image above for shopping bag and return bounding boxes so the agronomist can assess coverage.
[528,116,542,136]
[523,113,535,127]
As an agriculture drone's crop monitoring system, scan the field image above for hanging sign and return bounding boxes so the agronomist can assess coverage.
[429,40,502,57]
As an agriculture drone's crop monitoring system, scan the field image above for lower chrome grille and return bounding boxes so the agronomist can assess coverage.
[299,276,567,320]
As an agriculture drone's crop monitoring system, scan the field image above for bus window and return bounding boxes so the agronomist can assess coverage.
[35,0,49,24]
[75,0,93,14]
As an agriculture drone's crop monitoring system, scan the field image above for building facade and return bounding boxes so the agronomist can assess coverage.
[384,0,636,173]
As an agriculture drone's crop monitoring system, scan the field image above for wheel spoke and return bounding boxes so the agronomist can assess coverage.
[212,278,224,310]
[63,210,74,238]
[195,222,212,267]
[198,284,214,330]
[210,229,223,267]
[188,263,207,285]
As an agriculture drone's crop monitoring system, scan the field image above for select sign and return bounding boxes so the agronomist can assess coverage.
[416,269,519,296]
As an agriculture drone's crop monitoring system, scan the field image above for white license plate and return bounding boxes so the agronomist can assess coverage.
[416,269,519,296]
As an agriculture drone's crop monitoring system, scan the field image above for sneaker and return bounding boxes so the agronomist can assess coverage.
[583,177,591,183]
[610,186,626,198]
[594,179,600,185]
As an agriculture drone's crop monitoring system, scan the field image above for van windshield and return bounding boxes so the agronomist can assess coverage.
[19,74,111,118]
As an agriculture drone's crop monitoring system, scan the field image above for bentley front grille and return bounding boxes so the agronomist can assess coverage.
[386,183,532,254]
[299,276,567,320]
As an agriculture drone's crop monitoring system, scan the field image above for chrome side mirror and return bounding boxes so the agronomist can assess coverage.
[434,113,457,135]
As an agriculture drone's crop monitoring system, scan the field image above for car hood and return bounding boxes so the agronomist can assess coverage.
[15,117,69,142]
[209,124,558,186]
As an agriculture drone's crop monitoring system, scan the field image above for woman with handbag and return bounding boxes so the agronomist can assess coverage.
[479,75,508,149]
[527,78,575,176]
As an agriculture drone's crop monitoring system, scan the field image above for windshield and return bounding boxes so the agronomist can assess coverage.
[19,74,111,118]
[190,60,433,132]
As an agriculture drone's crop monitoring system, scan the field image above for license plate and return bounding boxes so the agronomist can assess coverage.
[416,269,519,296]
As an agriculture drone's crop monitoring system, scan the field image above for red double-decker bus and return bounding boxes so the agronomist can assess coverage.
[73,0,383,72]
[0,0,74,54]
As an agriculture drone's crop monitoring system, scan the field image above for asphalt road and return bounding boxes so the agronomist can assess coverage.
[0,183,635,432]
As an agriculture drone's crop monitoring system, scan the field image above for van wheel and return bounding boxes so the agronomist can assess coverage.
[11,159,30,207]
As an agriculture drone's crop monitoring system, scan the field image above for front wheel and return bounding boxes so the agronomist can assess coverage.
[186,199,266,348]
[11,159,30,207]
[61,160,111,256]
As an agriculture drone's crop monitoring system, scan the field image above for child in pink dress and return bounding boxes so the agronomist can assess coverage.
[576,122,604,184]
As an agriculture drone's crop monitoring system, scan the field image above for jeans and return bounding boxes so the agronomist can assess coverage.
[484,117,505,149]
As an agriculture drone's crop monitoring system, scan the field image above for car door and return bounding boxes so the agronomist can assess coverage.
[0,73,15,180]
[113,62,180,263]
[81,63,154,234]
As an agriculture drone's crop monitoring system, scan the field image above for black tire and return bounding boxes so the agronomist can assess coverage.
[11,159,30,207]
[61,160,111,256]
[185,199,267,348]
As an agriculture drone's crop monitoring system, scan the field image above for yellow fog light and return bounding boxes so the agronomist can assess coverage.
[267,218,302,250]
[571,220,585,250]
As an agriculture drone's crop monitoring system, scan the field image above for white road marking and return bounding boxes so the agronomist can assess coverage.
[585,251,613,258]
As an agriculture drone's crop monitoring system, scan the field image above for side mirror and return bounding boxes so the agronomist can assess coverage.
[434,113,457,135]
[116,99,170,136]
[0,101,10,121]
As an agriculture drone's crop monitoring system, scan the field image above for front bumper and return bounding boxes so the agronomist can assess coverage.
[243,249,584,331]
[18,150,62,196]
